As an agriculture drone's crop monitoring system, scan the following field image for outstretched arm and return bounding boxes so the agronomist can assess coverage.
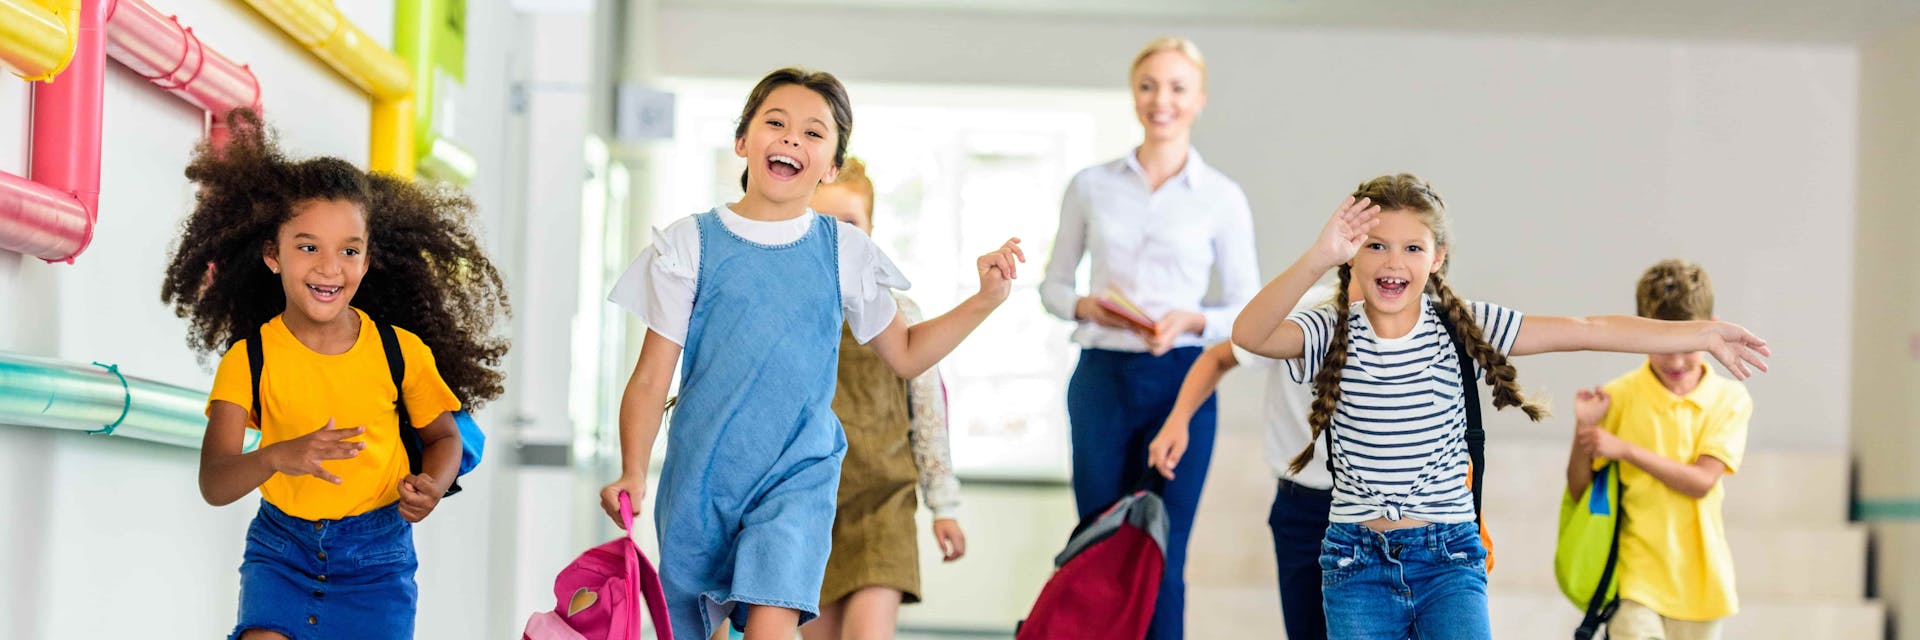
[868,239,1024,379]
[1512,315,1770,380]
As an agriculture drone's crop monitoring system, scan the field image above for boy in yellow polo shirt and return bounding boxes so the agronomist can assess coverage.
[1564,259,1753,640]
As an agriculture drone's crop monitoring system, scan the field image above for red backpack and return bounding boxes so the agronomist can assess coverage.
[1016,477,1169,640]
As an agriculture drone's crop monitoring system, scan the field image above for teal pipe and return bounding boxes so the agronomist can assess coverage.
[0,351,258,450]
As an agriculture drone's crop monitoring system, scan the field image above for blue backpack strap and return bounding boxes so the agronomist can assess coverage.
[374,318,461,497]
[245,325,265,428]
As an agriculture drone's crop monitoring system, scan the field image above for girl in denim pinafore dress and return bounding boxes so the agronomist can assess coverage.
[601,68,1024,640]
[664,209,849,635]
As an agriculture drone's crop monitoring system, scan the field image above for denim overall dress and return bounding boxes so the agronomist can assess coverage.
[655,210,849,637]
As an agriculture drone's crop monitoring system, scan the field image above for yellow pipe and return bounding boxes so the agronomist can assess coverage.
[237,0,410,99]
[0,0,77,81]
[239,0,413,177]
[370,95,414,178]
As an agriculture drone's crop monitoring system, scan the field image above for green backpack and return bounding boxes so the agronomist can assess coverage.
[1555,461,1625,639]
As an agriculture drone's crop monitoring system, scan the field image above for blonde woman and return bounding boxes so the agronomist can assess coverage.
[1039,37,1260,640]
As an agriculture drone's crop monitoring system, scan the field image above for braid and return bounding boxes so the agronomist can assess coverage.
[1291,264,1354,474]
[1428,272,1548,421]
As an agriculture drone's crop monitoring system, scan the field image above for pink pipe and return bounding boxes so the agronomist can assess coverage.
[7,0,105,262]
[104,0,261,121]
[0,173,89,259]
[0,0,263,263]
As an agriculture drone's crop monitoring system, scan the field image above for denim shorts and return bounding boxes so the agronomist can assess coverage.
[230,501,417,640]
[1320,520,1490,640]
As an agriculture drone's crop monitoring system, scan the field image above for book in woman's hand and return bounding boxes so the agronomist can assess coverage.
[1098,289,1158,333]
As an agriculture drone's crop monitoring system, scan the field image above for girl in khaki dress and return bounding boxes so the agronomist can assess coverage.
[802,158,968,640]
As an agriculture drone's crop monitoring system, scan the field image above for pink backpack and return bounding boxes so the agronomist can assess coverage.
[523,492,674,640]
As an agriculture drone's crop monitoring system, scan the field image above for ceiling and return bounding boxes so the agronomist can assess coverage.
[662,0,1920,45]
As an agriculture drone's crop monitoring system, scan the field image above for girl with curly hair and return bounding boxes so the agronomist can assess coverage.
[160,109,508,640]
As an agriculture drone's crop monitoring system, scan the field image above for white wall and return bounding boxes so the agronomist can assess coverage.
[0,0,520,635]
[1854,19,1920,640]
[1854,19,1920,518]
[652,5,1859,453]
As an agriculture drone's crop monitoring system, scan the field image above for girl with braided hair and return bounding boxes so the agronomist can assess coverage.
[1231,174,1770,639]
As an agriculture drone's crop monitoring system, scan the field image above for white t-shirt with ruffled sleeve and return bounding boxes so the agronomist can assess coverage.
[607,204,911,345]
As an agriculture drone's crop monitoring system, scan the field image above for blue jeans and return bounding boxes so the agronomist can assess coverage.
[231,501,418,640]
[1066,346,1217,640]
[1270,479,1333,640]
[1320,521,1490,640]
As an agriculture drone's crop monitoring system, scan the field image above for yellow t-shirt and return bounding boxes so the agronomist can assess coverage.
[207,310,462,521]
[1598,362,1752,621]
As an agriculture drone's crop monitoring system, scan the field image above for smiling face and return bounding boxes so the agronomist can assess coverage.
[735,84,843,205]
[1350,208,1448,318]
[263,198,369,327]
[1131,50,1206,143]
[1648,351,1707,392]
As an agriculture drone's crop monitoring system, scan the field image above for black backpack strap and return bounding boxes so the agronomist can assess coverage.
[246,325,265,428]
[1319,321,1340,488]
[375,320,424,476]
[375,318,461,497]
[1431,306,1486,525]
[1322,408,1336,487]
[1575,463,1627,639]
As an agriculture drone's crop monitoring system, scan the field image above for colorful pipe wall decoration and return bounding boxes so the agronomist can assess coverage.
[2,0,476,263]
[0,0,261,262]
[0,0,77,82]
[395,0,474,184]
[0,351,260,450]
[235,0,417,178]
[2,0,101,262]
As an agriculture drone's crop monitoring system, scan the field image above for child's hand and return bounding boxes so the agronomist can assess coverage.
[1147,420,1190,480]
[1701,321,1771,380]
[974,238,1025,304]
[397,473,443,523]
[1574,425,1630,461]
[599,475,649,529]
[1573,387,1610,427]
[932,518,967,562]
[267,418,365,484]
[1308,196,1381,272]
[1147,311,1206,356]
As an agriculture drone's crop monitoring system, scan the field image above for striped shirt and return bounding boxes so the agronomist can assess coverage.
[1284,296,1524,524]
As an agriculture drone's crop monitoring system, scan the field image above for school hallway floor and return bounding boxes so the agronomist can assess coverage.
[885,431,1884,639]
